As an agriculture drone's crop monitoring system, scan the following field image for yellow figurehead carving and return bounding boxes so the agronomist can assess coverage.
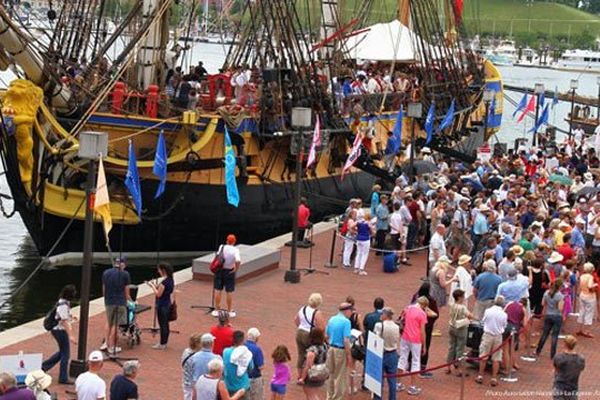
[2,79,43,187]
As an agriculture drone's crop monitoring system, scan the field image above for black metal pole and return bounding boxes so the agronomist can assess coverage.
[597,84,600,121]
[409,118,416,184]
[533,93,540,147]
[569,88,576,139]
[484,100,490,139]
[324,228,338,268]
[285,131,302,283]
[77,158,97,361]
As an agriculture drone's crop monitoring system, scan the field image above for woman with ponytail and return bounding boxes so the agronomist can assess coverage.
[535,279,565,359]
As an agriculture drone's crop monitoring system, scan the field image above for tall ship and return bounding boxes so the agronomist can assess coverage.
[0,0,503,262]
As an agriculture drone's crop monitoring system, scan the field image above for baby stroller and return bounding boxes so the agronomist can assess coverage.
[119,285,142,348]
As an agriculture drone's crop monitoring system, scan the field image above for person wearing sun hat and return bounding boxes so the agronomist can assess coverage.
[449,255,474,305]
[25,370,52,400]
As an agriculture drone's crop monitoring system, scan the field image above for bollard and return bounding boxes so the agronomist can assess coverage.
[520,318,536,362]
[501,330,519,383]
[324,229,338,268]
[459,353,467,400]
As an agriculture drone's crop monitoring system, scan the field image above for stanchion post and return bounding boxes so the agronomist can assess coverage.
[459,353,467,400]
[501,330,518,382]
[324,228,338,268]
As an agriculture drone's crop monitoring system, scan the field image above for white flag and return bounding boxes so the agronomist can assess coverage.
[341,134,362,180]
[306,116,321,168]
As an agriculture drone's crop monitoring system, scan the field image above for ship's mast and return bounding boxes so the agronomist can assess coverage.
[138,0,169,89]
[320,0,338,79]
[398,0,411,27]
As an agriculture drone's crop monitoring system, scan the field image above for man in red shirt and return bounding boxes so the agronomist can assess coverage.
[297,197,311,243]
[556,232,576,262]
[210,311,234,356]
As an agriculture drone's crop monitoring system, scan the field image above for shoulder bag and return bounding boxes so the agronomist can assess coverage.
[307,345,329,383]
[450,304,469,329]
[210,245,225,274]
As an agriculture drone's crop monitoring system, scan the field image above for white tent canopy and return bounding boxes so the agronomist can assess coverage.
[344,19,432,62]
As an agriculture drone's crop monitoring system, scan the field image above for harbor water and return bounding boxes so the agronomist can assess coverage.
[0,47,599,330]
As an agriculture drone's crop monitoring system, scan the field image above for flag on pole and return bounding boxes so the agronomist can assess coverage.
[529,104,550,133]
[512,93,528,118]
[424,103,435,145]
[341,134,362,180]
[517,94,536,123]
[94,157,112,239]
[306,115,321,168]
[152,130,167,199]
[539,92,545,109]
[224,127,240,207]
[487,96,496,125]
[125,140,142,218]
[436,99,455,133]
[387,106,403,154]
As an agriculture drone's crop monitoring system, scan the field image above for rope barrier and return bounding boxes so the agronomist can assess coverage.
[334,228,432,254]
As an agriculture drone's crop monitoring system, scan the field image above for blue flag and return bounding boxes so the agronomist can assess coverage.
[529,104,550,133]
[224,127,240,207]
[152,131,167,199]
[389,106,403,154]
[425,103,435,145]
[487,96,496,125]
[436,99,455,133]
[513,93,528,118]
[539,91,545,109]
[552,87,559,108]
[125,140,142,217]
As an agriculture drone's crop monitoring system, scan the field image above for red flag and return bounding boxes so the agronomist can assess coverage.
[453,0,464,24]
[517,94,536,123]
[306,116,321,168]
[341,134,362,180]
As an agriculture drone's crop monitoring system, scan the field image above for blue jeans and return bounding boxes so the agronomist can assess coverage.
[536,314,562,359]
[157,305,170,345]
[375,350,398,400]
[42,329,70,383]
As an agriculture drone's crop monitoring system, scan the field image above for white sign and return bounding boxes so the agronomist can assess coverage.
[0,352,43,384]
[364,331,384,397]
[477,143,492,162]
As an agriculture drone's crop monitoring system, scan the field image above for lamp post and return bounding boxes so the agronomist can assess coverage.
[533,83,544,147]
[70,131,108,377]
[284,107,312,284]
[482,89,495,138]
[568,79,578,139]
[407,102,422,184]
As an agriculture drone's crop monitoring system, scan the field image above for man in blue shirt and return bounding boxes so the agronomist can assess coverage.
[326,303,353,400]
[497,269,528,302]
[375,195,390,255]
[110,360,139,400]
[191,333,221,382]
[472,205,490,253]
[244,328,264,400]
[571,218,586,251]
[473,261,502,321]
[102,257,131,354]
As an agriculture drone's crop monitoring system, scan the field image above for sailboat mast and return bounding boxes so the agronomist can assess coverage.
[139,0,169,89]
[320,0,338,79]
[203,0,208,36]
[398,0,410,26]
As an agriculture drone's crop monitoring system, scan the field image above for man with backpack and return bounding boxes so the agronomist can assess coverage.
[212,234,241,317]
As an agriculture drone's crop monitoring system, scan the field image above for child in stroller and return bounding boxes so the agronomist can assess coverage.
[119,285,142,348]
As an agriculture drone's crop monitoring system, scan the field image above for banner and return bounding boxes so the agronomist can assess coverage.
[341,134,362,180]
[364,331,384,397]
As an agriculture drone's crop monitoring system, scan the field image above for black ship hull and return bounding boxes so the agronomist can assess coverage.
[14,172,375,260]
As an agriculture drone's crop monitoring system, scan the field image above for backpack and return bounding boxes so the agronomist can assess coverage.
[210,245,225,274]
[43,300,65,331]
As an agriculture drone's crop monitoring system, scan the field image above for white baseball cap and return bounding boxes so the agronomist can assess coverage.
[88,351,103,362]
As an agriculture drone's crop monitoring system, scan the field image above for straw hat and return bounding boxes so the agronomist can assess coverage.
[437,255,451,265]
[478,204,490,212]
[548,251,564,264]
[25,370,52,391]
[510,245,524,256]
[458,255,472,266]
[429,182,440,190]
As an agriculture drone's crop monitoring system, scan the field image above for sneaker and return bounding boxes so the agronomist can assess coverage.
[99,341,108,351]
[151,344,166,350]
[211,309,220,317]
[359,271,368,276]
[110,346,122,354]
[353,269,359,274]
[343,264,351,269]
[229,311,237,318]
[419,372,433,379]
[396,382,406,392]
[407,386,422,396]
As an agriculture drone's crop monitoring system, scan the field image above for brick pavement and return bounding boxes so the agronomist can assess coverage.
[2,229,600,399]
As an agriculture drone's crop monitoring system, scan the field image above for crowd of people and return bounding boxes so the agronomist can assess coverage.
[4,132,600,399]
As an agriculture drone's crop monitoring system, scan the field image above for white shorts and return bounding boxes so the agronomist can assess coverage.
[397,339,421,372]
